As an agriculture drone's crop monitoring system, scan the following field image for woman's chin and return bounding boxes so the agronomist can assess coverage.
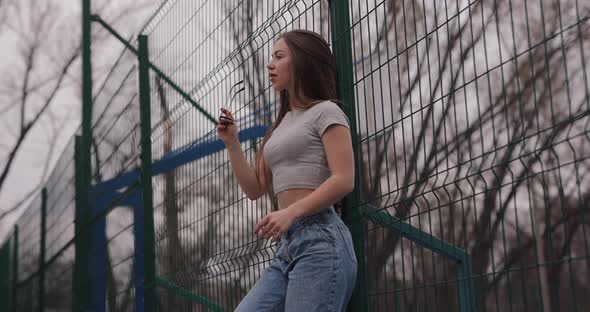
[271,83,285,92]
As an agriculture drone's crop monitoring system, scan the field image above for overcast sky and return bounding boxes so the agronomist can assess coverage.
[0,0,161,242]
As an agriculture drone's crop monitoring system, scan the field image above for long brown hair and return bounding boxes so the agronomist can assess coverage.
[254,29,342,204]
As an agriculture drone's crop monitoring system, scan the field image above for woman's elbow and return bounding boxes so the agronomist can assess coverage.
[246,187,265,201]
[246,191,260,201]
[337,175,355,194]
[345,182,354,194]
[247,194,260,201]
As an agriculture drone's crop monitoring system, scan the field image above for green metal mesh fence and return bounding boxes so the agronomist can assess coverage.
[90,43,142,311]
[349,0,590,310]
[1,0,589,311]
[14,192,41,311]
[0,234,14,312]
[44,137,76,311]
[3,135,77,311]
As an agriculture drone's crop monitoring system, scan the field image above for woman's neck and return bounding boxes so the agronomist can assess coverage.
[287,88,303,111]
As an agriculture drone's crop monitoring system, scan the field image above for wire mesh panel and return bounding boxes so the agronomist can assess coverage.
[102,194,138,312]
[14,195,41,311]
[44,244,75,311]
[92,48,141,184]
[366,232,465,310]
[348,0,590,311]
[0,236,13,312]
[91,44,143,311]
[43,136,77,311]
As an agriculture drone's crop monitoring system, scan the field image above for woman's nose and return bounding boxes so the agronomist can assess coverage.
[266,62,274,70]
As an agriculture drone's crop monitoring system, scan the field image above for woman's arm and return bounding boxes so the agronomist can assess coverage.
[287,124,355,218]
[226,140,272,200]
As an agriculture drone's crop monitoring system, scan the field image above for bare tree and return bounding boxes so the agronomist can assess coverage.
[0,0,78,221]
[0,1,159,311]
[0,0,158,224]
[352,0,590,310]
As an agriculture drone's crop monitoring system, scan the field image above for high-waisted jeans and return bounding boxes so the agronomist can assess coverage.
[235,206,357,312]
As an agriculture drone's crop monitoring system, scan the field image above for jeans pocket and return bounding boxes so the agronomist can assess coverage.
[336,224,358,264]
[311,222,336,244]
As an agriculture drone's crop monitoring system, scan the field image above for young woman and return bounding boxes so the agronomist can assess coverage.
[217,29,357,312]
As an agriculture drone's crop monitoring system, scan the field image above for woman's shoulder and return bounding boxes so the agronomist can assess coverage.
[307,100,350,130]
[308,100,342,112]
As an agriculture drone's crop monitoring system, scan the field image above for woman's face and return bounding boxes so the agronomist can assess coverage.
[267,38,292,92]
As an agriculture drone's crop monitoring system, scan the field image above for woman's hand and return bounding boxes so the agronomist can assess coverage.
[217,108,238,145]
[255,208,299,242]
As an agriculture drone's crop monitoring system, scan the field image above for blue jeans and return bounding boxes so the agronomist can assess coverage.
[235,206,357,312]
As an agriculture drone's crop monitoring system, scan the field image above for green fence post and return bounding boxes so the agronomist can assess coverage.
[138,34,156,312]
[329,1,368,311]
[81,0,92,147]
[457,255,476,312]
[1,241,10,312]
[39,188,47,312]
[80,0,93,309]
[74,135,81,311]
[74,135,91,311]
[81,0,92,183]
[11,226,18,312]
[73,135,80,311]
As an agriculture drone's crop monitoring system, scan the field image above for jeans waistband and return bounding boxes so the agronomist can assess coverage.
[284,206,341,238]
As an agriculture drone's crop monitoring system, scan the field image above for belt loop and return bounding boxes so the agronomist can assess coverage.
[319,206,334,224]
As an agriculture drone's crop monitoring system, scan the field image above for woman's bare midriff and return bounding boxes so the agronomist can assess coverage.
[277,188,315,210]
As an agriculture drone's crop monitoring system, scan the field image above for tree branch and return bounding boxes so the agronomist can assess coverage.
[0,48,79,215]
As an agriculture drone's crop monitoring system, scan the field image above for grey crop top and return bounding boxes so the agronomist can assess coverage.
[263,101,351,195]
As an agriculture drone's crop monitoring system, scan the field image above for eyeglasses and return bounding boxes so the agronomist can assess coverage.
[219,80,245,125]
